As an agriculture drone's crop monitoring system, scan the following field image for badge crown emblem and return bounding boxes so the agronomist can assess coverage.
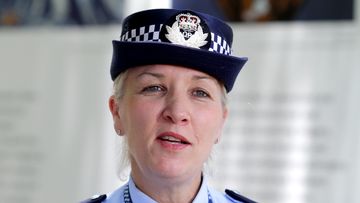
[176,13,201,33]
[164,13,209,49]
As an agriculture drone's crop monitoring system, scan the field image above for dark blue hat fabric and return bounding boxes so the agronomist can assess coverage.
[111,9,248,92]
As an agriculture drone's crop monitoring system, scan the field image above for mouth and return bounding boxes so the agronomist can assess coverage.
[157,132,191,145]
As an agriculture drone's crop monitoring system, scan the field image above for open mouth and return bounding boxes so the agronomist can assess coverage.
[157,132,191,145]
[158,135,190,144]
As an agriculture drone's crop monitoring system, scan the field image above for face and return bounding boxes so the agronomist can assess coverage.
[109,64,227,181]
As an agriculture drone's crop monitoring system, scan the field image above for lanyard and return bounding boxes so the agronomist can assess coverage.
[123,184,214,203]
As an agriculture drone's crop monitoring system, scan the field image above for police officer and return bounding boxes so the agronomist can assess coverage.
[83,8,255,203]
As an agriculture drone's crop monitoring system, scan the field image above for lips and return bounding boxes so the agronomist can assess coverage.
[157,132,191,146]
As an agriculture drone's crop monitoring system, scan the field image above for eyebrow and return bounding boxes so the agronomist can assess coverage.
[192,75,218,84]
[136,71,218,84]
[192,75,212,80]
[136,72,164,79]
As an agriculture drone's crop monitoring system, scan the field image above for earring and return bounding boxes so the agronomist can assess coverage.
[116,129,123,136]
[215,138,219,144]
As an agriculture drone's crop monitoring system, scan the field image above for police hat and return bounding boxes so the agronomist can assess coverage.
[111,9,248,92]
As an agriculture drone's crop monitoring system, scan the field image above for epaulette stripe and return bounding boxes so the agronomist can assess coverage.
[225,189,257,203]
[81,194,107,203]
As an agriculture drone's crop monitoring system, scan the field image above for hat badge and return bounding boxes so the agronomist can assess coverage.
[165,13,208,49]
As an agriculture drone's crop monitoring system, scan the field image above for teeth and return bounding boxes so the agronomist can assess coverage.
[161,136,181,142]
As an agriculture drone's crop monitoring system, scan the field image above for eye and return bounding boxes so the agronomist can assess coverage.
[192,89,210,98]
[141,85,166,94]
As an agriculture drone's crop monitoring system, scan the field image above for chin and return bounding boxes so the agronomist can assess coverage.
[152,159,193,179]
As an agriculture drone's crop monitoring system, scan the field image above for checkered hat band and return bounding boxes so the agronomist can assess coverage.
[120,24,232,56]
[121,24,163,42]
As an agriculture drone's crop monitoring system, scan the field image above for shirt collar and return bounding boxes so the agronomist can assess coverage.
[128,176,157,203]
[192,175,210,203]
[128,176,209,203]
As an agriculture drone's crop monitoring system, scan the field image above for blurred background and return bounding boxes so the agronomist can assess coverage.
[0,0,359,203]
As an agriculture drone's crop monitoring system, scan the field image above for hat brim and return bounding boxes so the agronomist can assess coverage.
[111,41,248,92]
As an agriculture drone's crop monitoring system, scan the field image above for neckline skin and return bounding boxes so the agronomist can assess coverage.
[129,174,210,203]
[130,165,202,203]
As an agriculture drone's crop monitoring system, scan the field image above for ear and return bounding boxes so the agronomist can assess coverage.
[109,95,124,136]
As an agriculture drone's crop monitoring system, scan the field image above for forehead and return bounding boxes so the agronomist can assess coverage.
[127,64,218,81]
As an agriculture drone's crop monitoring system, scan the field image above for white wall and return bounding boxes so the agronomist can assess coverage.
[217,22,360,203]
[123,0,171,16]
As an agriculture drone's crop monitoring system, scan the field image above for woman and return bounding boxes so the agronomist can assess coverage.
[83,8,255,203]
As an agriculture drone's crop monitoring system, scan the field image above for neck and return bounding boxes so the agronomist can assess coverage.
[131,168,202,203]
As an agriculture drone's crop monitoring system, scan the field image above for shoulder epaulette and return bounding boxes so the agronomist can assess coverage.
[81,194,107,203]
[225,189,257,203]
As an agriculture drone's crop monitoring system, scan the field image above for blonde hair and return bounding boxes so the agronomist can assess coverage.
[112,71,131,180]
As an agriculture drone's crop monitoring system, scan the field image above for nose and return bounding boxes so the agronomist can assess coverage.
[162,93,190,125]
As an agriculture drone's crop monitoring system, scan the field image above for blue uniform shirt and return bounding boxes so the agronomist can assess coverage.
[89,176,252,203]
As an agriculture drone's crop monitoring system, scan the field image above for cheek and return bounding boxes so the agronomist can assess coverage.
[192,107,225,165]
[131,102,154,126]
[123,99,159,144]
[195,106,225,142]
